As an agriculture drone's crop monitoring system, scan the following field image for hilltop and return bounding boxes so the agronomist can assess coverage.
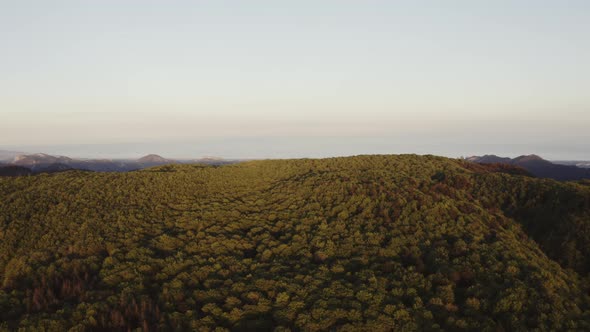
[137,154,172,164]
[0,155,589,331]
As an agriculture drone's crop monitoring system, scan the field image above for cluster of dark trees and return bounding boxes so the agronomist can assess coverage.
[0,155,589,331]
[0,166,34,177]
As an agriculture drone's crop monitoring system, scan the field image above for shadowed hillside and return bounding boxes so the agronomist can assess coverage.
[0,166,33,177]
[1,155,589,331]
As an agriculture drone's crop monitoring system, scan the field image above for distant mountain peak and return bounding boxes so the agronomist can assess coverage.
[513,154,545,162]
[466,155,511,164]
[137,154,173,165]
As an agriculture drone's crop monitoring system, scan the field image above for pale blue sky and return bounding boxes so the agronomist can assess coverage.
[1,1,589,159]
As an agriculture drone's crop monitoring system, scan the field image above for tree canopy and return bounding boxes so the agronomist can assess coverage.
[1,155,589,331]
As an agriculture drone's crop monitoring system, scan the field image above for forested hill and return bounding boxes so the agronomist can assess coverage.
[1,155,590,331]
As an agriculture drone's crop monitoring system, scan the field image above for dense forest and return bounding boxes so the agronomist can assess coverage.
[1,155,589,331]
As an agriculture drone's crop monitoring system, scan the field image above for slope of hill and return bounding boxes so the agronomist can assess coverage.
[467,154,590,181]
[188,156,238,166]
[1,155,589,331]
[34,163,74,174]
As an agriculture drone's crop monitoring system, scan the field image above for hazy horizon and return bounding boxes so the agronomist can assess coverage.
[1,136,588,161]
[2,1,589,159]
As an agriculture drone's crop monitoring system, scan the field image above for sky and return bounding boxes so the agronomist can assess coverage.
[1,0,589,159]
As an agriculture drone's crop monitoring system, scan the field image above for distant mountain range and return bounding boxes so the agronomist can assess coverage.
[0,152,239,176]
[2,151,588,181]
[466,154,590,181]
